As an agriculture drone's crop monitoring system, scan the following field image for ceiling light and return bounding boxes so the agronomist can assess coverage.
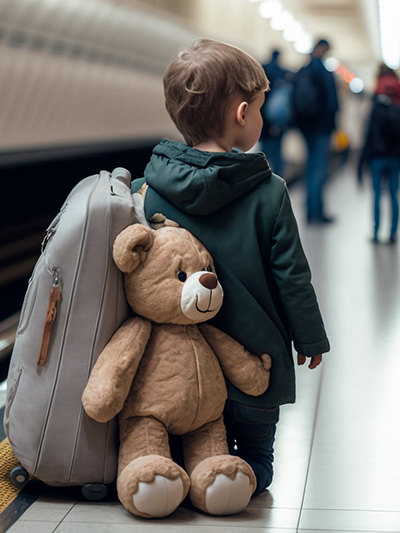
[294,32,313,54]
[282,20,303,42]
[270,9,293,31]
[324,57,340,72]
[258,0,282,19]
[349,77,364,93]
[378,0,400,69]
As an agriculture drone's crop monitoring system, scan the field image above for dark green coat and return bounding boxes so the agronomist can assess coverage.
[132,138,330,408]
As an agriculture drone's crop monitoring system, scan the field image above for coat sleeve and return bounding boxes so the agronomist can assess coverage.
[269,186,330,356]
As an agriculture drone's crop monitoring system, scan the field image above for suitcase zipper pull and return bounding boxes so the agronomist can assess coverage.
[37,268,62,366]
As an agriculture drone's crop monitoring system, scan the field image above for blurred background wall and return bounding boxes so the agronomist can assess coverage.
[0,0,397,337]
[0,0,386,152]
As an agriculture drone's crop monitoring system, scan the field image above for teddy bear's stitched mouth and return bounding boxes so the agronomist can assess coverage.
[195,294,218,314]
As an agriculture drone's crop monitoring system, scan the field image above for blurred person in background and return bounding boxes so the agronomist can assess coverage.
[292,38,340,224]
[260,49,293,176]
[358,64,400,244]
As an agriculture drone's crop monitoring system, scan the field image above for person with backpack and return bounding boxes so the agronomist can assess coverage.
[292,38,339,224]
[358,64,400,243]
[260,49,293,176]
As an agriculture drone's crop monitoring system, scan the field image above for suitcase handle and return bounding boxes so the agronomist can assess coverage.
[111,167,131,187]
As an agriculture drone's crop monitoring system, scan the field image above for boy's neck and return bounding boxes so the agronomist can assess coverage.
[193,140,232,153]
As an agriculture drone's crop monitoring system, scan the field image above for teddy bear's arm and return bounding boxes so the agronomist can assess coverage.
[198,323,271,396]
[82,316,152,423]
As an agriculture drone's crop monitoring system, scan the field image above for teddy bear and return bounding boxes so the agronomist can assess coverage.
[82,222,272,519]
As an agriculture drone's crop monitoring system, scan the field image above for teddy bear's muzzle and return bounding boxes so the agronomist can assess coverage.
[180,271,224,322]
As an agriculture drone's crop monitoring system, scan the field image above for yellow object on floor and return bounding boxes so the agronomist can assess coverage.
[0,438,22,514]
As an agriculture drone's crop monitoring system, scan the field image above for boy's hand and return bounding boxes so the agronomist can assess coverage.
[297,353,322,369]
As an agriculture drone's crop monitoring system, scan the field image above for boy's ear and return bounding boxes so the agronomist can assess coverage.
[236,101,248,126]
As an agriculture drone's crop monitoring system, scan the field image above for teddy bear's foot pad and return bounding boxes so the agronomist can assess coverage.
[133,474,185,517]
[204,471,253,515]
[117,455,190,518]
[190,455,256,515]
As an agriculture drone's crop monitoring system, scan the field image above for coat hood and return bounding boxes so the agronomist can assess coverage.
[144,139,272,215]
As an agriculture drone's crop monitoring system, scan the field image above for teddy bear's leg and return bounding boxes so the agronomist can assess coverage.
[117,416,190,518]
[183,416,256,515]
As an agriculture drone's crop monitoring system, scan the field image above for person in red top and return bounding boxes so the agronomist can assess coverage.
[375,64,400,105]
[358,63,400,243]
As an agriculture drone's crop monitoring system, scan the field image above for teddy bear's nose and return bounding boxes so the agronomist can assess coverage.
[199,273,218,290]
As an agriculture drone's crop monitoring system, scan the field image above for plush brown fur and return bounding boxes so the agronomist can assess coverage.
[82,223,271,518]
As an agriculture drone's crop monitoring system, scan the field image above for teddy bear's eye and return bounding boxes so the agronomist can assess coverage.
[178,270,187,282]
[206,265,212,272]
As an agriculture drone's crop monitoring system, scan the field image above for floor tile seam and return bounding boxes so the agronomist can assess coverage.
[51,518,154,526]
[55,500,79,527]
[18,517,61,522]
[300,507,400,513]
[298,528,400,533]
[296,362,326,531]
[52,522,272,529]
[53,526,299,531]
[266,508,303,512]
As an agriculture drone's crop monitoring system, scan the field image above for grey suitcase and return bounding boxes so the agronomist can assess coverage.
[4,167,140,490]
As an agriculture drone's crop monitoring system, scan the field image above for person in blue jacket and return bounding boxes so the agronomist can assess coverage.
[260,49,293,176]
[294,38,340,223]
[132,38,330,497]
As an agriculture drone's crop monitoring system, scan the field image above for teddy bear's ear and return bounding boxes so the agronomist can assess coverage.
[113,224,154,273]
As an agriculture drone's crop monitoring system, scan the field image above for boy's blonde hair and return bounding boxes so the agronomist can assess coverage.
[163,39,269,146]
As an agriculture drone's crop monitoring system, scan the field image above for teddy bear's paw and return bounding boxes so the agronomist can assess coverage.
[189,455,256,515]
[117,455,190,518]
[261,353,272,371]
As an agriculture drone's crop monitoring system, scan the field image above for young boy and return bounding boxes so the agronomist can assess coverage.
[132,38,330,496]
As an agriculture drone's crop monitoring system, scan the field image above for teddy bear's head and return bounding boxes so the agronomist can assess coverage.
[113,224,224,325]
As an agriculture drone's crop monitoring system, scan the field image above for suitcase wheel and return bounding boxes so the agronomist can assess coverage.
[81,483,109,501]
[10,466,30,488]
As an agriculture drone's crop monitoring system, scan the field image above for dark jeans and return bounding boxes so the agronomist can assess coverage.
[370,157,400,239]
[260,133,284,176]
[224,399,279,496]
[303,131,331,221]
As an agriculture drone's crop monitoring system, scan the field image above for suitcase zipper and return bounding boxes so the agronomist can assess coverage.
[17,260,40,335]
[37,267,62,366]
[40,203,67,253]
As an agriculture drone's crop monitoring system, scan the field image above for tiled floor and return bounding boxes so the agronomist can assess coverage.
[3,160,400,532]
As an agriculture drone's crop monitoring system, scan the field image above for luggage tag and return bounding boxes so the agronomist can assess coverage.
[37,268,61,366]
